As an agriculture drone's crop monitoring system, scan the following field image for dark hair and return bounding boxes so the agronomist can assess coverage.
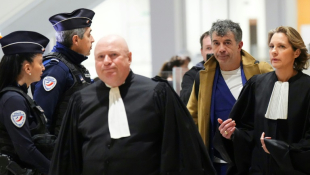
[158,56,185,79]
[0,53,37,91]
[268,26,310,71]
[209,19,242,43]
[200,31,210,49]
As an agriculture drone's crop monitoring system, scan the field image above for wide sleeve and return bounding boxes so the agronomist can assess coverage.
[264,95,310,175]
[153,81,216,175]
[213,77,256,175]
[49,93,83,175]
[264,139,308,175]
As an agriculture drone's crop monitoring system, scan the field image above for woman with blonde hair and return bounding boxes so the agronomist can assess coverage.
[215,26,310,175]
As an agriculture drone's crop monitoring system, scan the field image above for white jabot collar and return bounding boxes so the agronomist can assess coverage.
[265,81,289,120]
[105,83,131,139]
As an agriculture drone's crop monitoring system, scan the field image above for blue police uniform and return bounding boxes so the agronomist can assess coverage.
[32,8,95,136]
[32,42,89,133]
[0,31,50,174]
[0,84,50,174]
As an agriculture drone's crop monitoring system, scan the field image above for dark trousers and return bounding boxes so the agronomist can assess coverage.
[214,162,227,175]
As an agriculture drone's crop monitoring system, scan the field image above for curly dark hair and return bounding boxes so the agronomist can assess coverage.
[268,26,310,71]
[209,19,242,43]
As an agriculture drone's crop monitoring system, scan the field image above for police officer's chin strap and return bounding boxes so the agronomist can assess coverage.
[105,83,131,139]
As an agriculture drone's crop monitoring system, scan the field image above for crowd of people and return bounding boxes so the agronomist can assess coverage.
[0,7,310,175]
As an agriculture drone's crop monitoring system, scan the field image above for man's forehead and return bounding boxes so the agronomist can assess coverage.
[203,36,211,44]
[96,46,120,53]
[212,31,235,40]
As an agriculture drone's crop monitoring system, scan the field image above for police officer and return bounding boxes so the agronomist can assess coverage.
[32,8,95,136]
[0,31,50,174]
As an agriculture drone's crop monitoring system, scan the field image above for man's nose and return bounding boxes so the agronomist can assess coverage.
[219,43,226,52]
[103,55,112,65]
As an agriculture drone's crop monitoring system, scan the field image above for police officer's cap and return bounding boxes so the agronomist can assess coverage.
[0,31,49,55]
[49,8,95,31]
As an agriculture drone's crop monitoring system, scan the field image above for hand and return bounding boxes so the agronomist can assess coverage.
[218,118,236,140]
[260,132,271,154]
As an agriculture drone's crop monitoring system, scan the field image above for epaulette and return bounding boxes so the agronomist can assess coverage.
[50,58,59,62]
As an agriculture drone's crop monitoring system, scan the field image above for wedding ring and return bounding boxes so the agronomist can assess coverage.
[224,131,228,135]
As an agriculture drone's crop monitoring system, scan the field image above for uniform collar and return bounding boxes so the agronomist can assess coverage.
[52,42,87,65]
[15,83,28,93]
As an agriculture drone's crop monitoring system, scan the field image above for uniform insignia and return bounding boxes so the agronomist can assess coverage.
[43,76,57,91]
[11,110,26,128]
[84,73,90,78]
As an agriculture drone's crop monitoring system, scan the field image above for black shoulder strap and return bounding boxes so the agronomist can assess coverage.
[43,52,60,62]
[43,52,91,83]
[0,87,36,108]
[44,52,77,72]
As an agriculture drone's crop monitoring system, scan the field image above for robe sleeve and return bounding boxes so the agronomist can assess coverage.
[264,94,310,175]
[49,93,83,175]
[213,76,257,175]
[152,77,216,175]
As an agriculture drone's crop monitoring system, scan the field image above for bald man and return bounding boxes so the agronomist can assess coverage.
[49,35,216,175]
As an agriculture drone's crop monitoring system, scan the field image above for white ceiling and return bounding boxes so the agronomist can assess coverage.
[0,0,43,31]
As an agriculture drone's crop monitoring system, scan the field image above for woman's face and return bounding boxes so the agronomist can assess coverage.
[269,33,299,70]
[29,54,45,83]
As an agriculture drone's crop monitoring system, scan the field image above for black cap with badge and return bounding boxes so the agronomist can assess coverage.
[0,31,50,55]
[49,8,95,31]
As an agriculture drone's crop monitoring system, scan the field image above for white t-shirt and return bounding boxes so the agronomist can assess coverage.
[220,67,243,100]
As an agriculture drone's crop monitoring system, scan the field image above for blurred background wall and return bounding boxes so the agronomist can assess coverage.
[1,0,310,77]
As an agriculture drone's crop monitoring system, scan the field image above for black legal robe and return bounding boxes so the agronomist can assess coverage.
[214,71,310,175]
[49,71,216,175]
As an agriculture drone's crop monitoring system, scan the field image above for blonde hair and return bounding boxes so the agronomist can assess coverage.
[268,26,310,71]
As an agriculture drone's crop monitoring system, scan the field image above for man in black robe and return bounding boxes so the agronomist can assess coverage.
[49,34,216,175]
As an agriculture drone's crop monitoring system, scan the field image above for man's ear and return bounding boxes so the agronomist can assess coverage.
[128,52,132,64]
[238,41,243,51]
[72,35,79,46]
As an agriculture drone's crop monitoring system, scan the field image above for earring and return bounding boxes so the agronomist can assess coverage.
[29,73,31,76]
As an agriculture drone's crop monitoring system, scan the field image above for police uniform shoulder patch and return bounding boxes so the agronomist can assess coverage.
[43,76,57,91]
[11,110,26,128]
